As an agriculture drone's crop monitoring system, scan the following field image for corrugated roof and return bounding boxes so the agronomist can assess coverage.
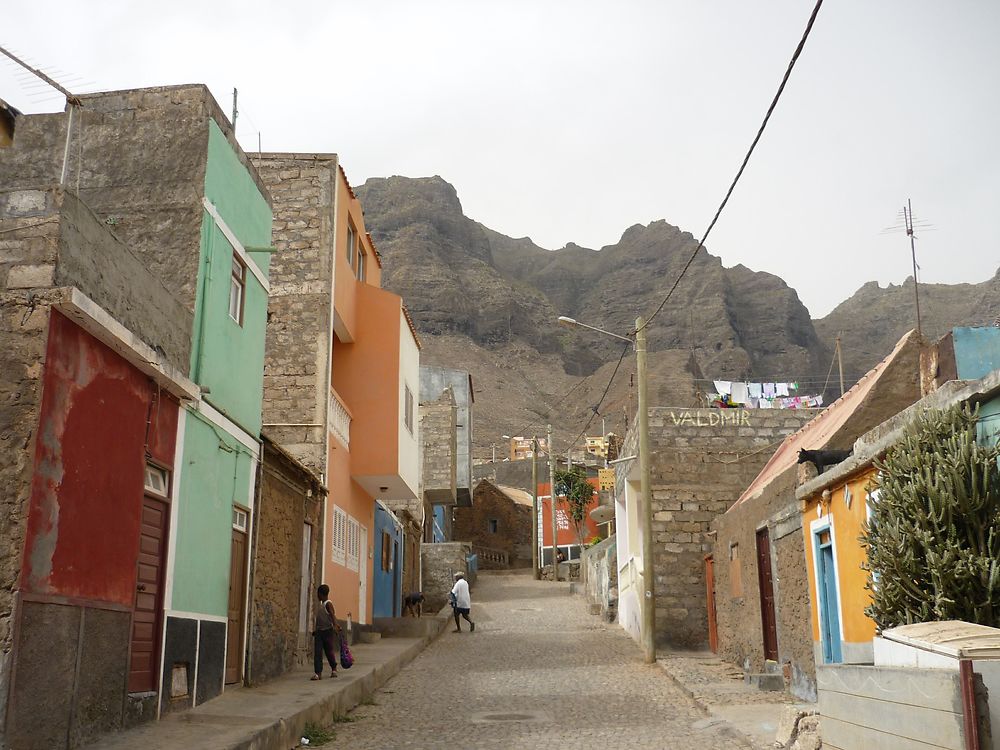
[496,484,535,507]
[730,330,921,508]
[883,621,1000,660]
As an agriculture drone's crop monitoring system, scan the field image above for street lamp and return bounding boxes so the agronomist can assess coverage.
[558,314,656,665]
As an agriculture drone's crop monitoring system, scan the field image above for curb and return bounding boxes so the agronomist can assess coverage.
[233,618,449,750]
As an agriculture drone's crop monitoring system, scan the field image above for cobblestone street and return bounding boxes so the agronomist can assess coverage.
[329,572,751,749]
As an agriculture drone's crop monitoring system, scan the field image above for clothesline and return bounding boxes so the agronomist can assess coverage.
[710,379,823,410]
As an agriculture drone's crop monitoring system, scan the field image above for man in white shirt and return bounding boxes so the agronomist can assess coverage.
[450,572,475,632]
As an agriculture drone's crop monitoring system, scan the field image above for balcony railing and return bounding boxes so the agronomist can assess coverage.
[328,388,352,448]
[470,544,509,569]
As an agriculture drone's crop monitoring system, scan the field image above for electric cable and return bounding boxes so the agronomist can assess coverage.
[637,0,826,334]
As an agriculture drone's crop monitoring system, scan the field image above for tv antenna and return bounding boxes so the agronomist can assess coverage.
[880,198,935,337]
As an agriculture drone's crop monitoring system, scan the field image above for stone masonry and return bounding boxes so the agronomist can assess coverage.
[256,153,338,478]
[454,479,533,567]
[616,407,817,649]
[420,542,473,612]
[249,436,325,685]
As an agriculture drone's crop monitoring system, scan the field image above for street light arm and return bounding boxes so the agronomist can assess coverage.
[557,316,634,345]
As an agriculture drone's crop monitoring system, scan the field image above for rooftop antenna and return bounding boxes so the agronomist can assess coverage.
[881,199,935,338]
[0,45,81,185]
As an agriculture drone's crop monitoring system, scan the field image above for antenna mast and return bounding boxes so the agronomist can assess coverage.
[904,198,922,337]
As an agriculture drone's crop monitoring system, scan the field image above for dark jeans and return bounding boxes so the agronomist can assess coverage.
[453,607,473,629]
[313,628,339,674]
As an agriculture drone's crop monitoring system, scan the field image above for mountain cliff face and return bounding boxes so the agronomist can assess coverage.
[355,175,995,450]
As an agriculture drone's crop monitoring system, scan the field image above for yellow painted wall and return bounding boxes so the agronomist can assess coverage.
[802,466,879,648]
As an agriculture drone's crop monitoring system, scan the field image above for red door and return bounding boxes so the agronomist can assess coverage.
[756,527,779,662]
[226,528,248,685]
[129,496,169,693]
[705,555,718,653]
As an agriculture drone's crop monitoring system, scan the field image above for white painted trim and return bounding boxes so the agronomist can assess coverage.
[809,515,846,651]
[202,197,270,293]
[375,499,403,530]
[164,609,228,624]
[192,620,200,706]
[54,288,199,401]
[195,399,260,457]
[157,408,186,720]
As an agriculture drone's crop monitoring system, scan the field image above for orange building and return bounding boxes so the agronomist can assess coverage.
[260,155,420,626]
[537,479,601,563]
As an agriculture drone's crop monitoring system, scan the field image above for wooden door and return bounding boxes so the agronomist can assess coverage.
[129,495,169,693]
[755,527,779,662]
[226,528,248,685]
[705,555,718,653]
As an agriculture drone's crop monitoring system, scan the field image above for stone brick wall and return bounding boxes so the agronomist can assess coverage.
[582,535,618,621]
[421,391,457,504]
[712,467,817,700]
[454,480,532,566]
[420,542,473,612]
[615,407,817,649]
[250,438,324,685]
[257,154,337,477]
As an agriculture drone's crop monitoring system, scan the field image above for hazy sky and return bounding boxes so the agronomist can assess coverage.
[3,1,998,318]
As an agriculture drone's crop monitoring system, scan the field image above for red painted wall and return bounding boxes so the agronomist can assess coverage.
[538,480,601,547]
[21,311,178,606]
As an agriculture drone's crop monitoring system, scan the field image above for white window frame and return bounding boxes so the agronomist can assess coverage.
[332,506,347,566]
[346,223,356,268]
[357,247,366,282]
[144,464,170,498]
[347,517,360,572]
[232,506,249,532]
[229,253,246,326]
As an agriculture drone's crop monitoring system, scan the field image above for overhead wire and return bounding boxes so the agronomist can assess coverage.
[637,0,825,334]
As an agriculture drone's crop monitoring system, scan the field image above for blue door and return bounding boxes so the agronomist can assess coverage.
[816,530,842,663]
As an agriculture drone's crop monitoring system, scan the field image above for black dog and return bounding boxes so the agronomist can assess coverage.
[798,448,851,474]
[403,591,424,618]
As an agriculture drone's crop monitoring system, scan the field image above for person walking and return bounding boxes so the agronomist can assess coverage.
[311,584,342,680]
[450,572,474,633]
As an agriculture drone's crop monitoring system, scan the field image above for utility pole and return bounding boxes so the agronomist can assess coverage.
[636,316,655,664]
[835,335,845,397]
[548,423,559,582]
[231,88,238,129]
[531,436,540,580]
[904,198,923,337]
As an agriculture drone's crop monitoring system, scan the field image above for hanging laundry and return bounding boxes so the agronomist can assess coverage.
[763,383,776,398]
[748,383,763,398]
[730,382,749,404]
[759,398,773,409]
[714,380,732,396]
[791,382,800,391]
[776,383,790,397]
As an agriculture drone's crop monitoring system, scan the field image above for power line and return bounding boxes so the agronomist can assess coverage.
[561,342,632,453]
[637,0,825,334]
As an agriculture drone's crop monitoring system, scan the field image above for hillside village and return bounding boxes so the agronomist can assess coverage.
[2,17,1000,750]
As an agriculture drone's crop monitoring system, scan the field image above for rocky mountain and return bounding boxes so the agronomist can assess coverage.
[816,271,1000,384]
[355,175,996,451]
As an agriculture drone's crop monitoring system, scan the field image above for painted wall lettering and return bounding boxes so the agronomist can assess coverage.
[668,409,752,427]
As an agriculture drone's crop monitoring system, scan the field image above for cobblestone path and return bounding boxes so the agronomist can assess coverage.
[331,572,750,749]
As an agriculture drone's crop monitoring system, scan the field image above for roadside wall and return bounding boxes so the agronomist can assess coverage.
[421,542,473,612]
[454,481,532,566]
[581,535,618,621]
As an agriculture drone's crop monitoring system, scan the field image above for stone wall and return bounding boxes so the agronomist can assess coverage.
[616,407,817,649]
[420,542,473,612]
[421,391,457,505]
[249,438,324,685]
[257,154,337,477]
[712,466,817,700]
[454,480,532,566]
[581,535,618,621]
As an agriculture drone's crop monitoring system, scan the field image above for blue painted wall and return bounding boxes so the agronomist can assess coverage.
[954,327,1000,382]
[978,394,1000,463]
[432,505,447,542]
[373,505,402,618]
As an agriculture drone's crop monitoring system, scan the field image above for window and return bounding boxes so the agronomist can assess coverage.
[346,224,356,268]
[232,506,249,532]
[229,254,246,325]
[346,517,360,571]
[144,464,169,497]
[404,385,414,435]
[381,532,393,571]
[357,249,366,282]
[729,543,743,598]
[332,506,347,566]
[487,519,498,534]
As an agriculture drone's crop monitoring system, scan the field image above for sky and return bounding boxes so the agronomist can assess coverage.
[3,1,998,318]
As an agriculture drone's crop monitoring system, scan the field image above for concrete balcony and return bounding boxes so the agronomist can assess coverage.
[328,387,352,449]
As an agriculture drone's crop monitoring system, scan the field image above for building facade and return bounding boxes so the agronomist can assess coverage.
[455,480,535,567]
[258,154,420,627]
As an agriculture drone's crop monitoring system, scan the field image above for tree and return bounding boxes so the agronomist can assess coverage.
[862,403,1000,630]
[554,467,597,551]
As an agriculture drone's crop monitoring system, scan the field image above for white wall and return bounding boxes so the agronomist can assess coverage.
[398,309,421,498]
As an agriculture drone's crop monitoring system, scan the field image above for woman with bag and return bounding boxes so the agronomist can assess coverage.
[311,584,343,680]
